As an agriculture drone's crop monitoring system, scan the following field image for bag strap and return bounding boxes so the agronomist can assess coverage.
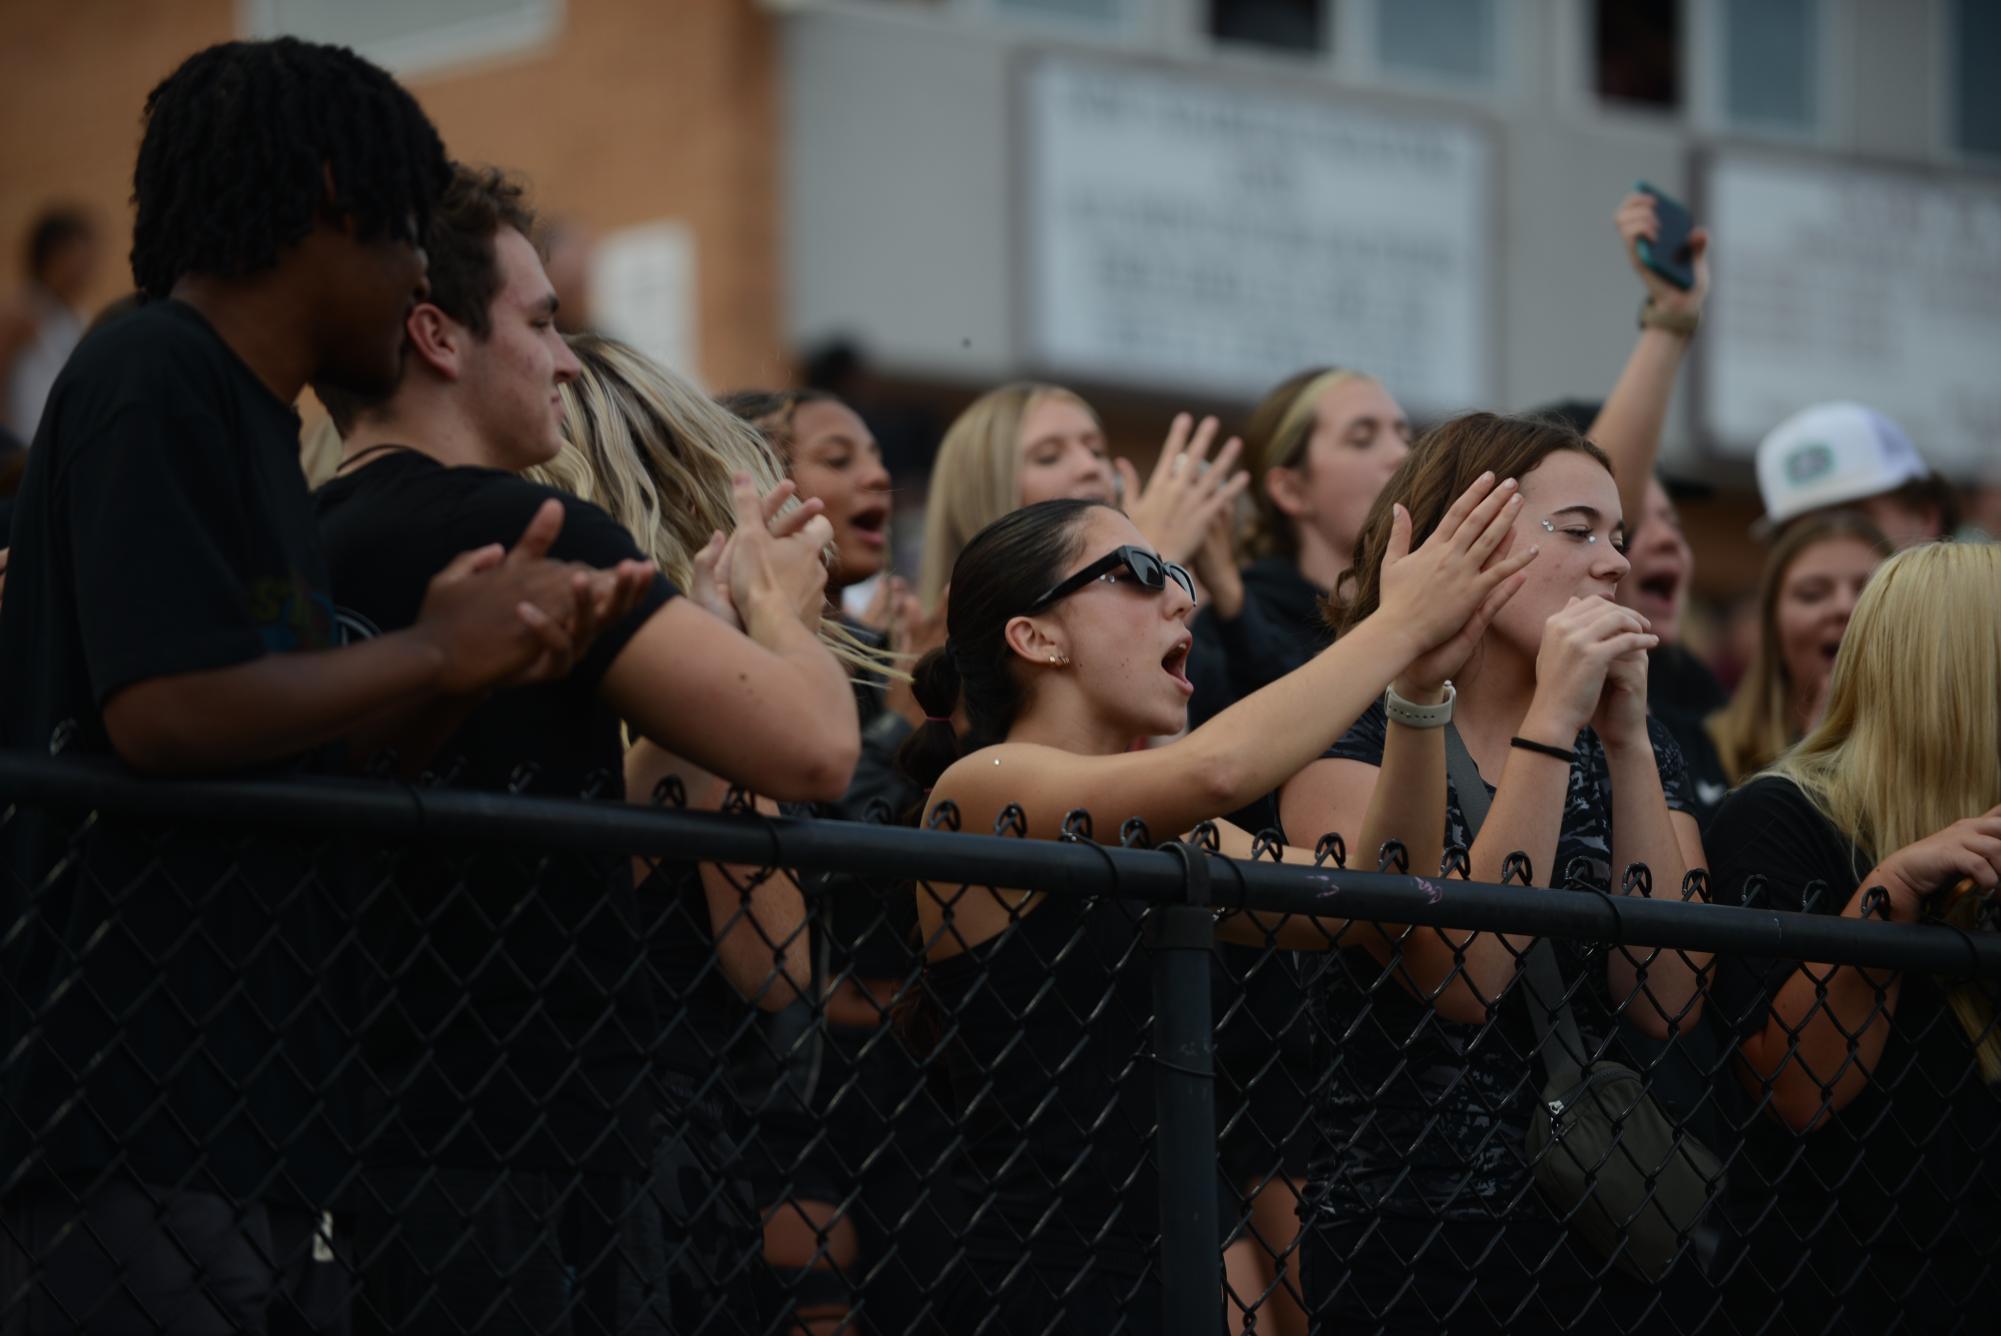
[1442,725,1587,1089]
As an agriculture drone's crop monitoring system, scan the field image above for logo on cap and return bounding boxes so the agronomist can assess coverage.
[1785,442,1835,485]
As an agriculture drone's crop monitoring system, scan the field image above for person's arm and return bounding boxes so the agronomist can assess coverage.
[1282,595,1659,1021]
[106,503,650,775]
[1601,745,1707,1037]
[1204,817,1354,950]
[1340,549,1529,885]
[626,743,811,1010]
[934,477,1532,844]
[1734,805,2001,1132]
[1588,191,1710,531]
[602,476,858,803]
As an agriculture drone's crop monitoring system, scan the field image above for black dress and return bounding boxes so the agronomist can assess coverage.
[1298,705,1701,1333]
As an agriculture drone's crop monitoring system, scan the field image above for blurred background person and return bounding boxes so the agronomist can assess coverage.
[1707,512,1890,787]
[1754,403,1953,549]
[2,207,101,446]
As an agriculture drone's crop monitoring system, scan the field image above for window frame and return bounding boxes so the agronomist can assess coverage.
[1688,0,1843,147]
[1937,0,2001,168]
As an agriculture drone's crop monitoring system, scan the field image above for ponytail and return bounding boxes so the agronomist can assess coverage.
[896,646,966,794]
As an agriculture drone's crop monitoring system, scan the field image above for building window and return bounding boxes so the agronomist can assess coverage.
[245,0,560,77]
[1594,0,1681,110]
[1375,0,1497,84]
[1721,0,1817,131]
[1951,0,2001,157]
[994,0,1127,25]
[1209,0,1329,54]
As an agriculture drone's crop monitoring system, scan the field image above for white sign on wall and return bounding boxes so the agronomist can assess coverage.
[591,220,699,384]
[1021,54,1494,411]
[1701,152,2001,473]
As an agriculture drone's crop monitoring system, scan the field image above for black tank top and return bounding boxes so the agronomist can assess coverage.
[924,893,1159,1276]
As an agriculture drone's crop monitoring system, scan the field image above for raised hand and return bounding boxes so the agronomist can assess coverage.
[1119,412,1251,564]
[1191,503,1245,620]
[726,474,834,628]
[1871,807,2001,921]
[689,529,742,629]
[1375,472,1538,658]
[1589,635,1652,751]
[1525,595,1658,746]
[1618,190,1709,315]
[416,499,580,694]
[854,573,911,635]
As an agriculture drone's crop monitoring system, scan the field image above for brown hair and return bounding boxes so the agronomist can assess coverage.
[318,163,537,433]
[1241,366,1378,560]
[1707,511,1892,784]
[717,387,839,464]
[1331,411,1612,638]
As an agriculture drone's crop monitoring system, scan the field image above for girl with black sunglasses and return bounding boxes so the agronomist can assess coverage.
[895,478,1533,1333]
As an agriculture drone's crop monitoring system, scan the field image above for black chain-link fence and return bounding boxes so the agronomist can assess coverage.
[3,752,1998,1334]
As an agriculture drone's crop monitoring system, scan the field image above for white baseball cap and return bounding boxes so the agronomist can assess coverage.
[1754,402,1930,533]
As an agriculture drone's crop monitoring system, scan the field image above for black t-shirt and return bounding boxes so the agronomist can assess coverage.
[0,299,352,1204]
[1648,644,1732,829]
[1707,778,2001,1268]
[315,451,676,1176]
[1300,703,1693,1222]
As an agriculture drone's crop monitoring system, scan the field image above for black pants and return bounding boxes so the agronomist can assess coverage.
[1,1178,347,1334]
[352,1167,668,1336]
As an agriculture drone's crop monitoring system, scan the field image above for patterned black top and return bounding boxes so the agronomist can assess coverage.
[1298,702,1693,1223]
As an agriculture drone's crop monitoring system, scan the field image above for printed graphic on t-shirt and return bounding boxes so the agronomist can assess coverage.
[248,573,337,653]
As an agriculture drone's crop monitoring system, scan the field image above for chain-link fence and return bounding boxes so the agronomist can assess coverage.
[3,752,1998,1334]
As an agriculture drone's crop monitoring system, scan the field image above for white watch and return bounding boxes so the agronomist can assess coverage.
[1384,681,1455,729]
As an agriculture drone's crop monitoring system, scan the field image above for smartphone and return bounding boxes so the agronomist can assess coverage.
[1633,181,1697,291]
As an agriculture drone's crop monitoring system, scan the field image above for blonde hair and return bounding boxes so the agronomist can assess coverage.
[1766,543,2001,1081]
[1768,543,2001,867]
[1707,513,1891,784]
[528,333,890,679]
[299,412,344,489]
[1241,366,1377,559]
[916,382,1097,608]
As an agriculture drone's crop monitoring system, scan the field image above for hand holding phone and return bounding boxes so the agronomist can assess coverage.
[1631,181,1700,291]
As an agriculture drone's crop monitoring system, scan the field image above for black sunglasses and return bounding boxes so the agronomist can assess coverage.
[1027,545,1197,613]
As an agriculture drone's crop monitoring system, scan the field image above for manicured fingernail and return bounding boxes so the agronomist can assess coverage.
[1500,477,1518,490]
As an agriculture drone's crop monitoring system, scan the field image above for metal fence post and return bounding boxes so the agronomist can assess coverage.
[1149,841,1220,1336]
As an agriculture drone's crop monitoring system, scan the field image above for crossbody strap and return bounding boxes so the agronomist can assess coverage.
[1442,725,1586,1089]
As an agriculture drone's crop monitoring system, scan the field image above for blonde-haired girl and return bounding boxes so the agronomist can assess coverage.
[1706,512,1890,784]
[1708,541,2001,1330]
[915,382,1249,617]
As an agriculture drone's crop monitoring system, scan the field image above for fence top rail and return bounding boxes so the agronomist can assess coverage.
[2,752,1995,978]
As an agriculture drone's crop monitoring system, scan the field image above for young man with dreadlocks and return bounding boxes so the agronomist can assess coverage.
[0,39,650,1334]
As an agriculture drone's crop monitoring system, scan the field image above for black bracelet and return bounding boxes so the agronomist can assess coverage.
[1510,736,1575,763]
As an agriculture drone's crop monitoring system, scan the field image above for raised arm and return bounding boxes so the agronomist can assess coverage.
[1282,596,1659,1022]
[1588,191,1709,530]
[935,475,1532,842]
[1593,643,1709,1037]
